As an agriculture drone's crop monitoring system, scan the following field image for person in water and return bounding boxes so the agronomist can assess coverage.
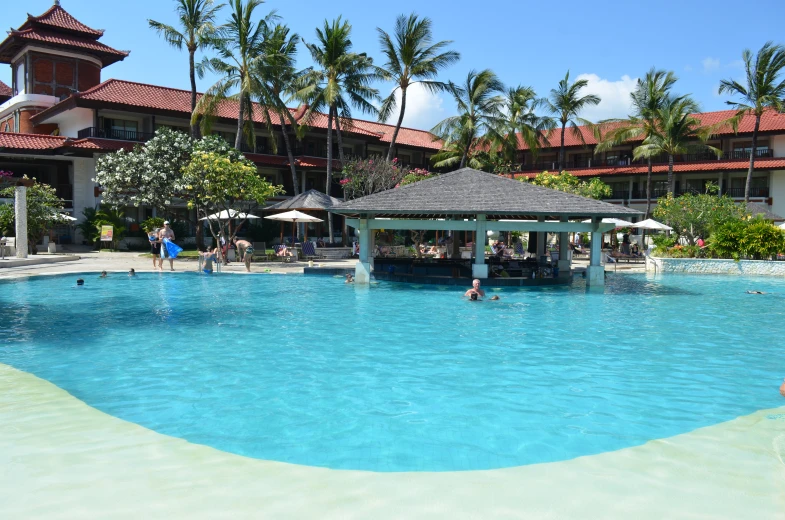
[99,271,107,278]
[76,278,85,286]
[345,273,354,284]
[464,279,486,299]
[200,246,218,273]
[780,378,785,398]
[128,268,136,277]
[746,290,766,294]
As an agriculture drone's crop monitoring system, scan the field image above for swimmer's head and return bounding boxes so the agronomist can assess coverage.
[76,278,84,286]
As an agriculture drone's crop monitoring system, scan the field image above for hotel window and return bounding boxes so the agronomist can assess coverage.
[733,141,769,154]
[685,179,711,193]
[398,154,411,164]
[103,118,138,138]
[731,177,768,190]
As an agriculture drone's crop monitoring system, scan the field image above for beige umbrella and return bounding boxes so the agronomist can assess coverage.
[265,210,323,243]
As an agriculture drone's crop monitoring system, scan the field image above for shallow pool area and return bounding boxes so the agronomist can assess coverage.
[1,272,784,474]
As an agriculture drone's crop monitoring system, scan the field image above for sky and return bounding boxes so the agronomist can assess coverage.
[3,0,784,132]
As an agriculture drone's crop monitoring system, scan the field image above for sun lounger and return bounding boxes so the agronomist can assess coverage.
[301,241,318,260]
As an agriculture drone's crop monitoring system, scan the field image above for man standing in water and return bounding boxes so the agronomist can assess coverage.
[159,221,176,271]
[464,279,486,299]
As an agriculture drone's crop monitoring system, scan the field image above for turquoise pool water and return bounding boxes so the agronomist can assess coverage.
[1,272,783,472]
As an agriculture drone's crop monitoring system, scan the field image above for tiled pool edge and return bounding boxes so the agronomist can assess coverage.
[1,362,783,519]
[648,256,785,276]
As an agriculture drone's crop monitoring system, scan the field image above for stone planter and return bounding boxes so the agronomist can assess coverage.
[647,257,785,276]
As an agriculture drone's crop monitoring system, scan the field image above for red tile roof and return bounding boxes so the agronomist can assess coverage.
[293,156,342,169]
[0,80,11,98]
[6,28,128,64]
[513,157,785,178]
[21,4,104,38]
[516,109,785,151]
[0,132,66,150]
[32,79,442,150]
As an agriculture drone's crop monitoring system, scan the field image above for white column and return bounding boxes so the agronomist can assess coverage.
[717,172,724,195]
[14,186,28,258]
[354,217,371,284]
[558,231,570,273]
[586,219,604,287]
[472,214,488,278]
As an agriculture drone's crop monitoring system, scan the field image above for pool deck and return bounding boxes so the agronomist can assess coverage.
[1,363,783,519]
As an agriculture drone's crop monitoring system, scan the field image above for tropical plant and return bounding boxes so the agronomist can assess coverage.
[523,170,612,200]
[710,217,785,260]
[93,206,128,250]
[634,96,720,195]
[719,42,785,202]
[149,0,224,138]
[141,217,166,233]
[340,156,406,199]
[653,192,748,245]
[494,85,553,165]
[0,179,65,254]
[194,0,278,149]
[431,69,505,170]
[255,23,304,195]
[299,16,379,241]
[543,71,601,172]
[181,150,283,243]
[595,68,678,218]
[375,13,459,161]
[429,139,494,171]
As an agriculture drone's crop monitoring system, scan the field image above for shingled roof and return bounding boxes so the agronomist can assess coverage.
[265,189,342,211]
[330,168,641,220]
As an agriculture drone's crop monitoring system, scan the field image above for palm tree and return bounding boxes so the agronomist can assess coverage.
[149,0,224,138]
[193,0,277,150]
[298,17,379,242]
[544,71,601,172]
[634,96,720,195]
[376,13,459,161]
[596,68,677,217]
[431,69,504,170]
[719,42,785,202]
[494,85,553,166]
[255,23,304,195]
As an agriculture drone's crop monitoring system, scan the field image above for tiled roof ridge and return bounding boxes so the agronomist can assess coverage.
[9,27,130,58]
[0,79,12,96]
[23,4,104,38]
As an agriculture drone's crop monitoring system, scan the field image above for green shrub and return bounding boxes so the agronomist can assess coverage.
[141,217,165,233]
[710,218,785,260]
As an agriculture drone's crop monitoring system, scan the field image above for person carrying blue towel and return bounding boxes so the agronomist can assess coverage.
[158,221,180,271]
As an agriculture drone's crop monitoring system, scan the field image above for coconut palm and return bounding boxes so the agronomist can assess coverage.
[544,71,601,172]
[431,69,505,170]
[193,0,278,150]
[634,96,720,195]
[376,13,459,161]
[255,23,304,195]
[719,42,785,202]
[493,85,554,166]
[595,68,677,217]
[148,0,224,138]
[298,17,379,242]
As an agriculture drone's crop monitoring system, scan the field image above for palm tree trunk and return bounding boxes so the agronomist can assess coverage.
[326,106,334,243]
[745,114,761,203]
[386,87,407,161]
[279,112,299,196]
[459,133,471,169]
[189,48,200,139]
[335,112,346,165]
[645,158,652,218]
[667,154,674,196]
[559,121,566,172]
[235,91,245,150]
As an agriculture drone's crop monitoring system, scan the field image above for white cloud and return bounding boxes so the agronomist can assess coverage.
[702,57,720,72]
[573,73,638,121]
[383,82,446,131]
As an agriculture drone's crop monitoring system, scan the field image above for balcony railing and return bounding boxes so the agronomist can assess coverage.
[77,127,154,142]
[605,186,770,200]
[520,149,775,172]
[723,186,770,198]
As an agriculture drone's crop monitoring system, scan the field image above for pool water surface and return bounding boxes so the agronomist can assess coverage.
[0,272,783,471]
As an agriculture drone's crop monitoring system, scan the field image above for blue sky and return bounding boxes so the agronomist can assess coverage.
[3,0,784,131]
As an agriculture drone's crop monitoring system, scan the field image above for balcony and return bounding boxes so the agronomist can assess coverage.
[520,149,776,172]
[77,127,154,142]
[604,186,770,200]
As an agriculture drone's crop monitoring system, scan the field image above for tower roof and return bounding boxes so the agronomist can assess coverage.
[0,2,127,67]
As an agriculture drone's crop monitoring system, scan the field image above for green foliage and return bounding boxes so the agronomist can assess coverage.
[656,244,702,258]
[709,218,785,260]
[340,156,406,199]
[0,180,65,253]
[652,193,748,244]
[523,171,611,200]
[93,207,127,250]
[141,217,165,233]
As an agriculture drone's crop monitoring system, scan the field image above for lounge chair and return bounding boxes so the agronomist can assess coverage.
[301,241,318,260]
[513,242,525,258]
[273,244,295,263]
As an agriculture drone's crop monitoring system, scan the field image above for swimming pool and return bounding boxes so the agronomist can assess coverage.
[0,272,783,472]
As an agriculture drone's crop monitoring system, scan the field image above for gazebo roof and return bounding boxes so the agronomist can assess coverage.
[747,203,784,222]
[265,189,342,211]
[329,168,642,220]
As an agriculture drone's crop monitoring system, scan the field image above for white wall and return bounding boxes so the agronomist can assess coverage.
[72,157,97,242]
[769,170,785,218]
[771,135,785,158]
[56,108,94,138]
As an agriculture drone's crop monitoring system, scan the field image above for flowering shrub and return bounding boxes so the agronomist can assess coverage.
[653,193,748,245]
[398,168,432,187]
[521,171,612,200]
[340,156,406,200]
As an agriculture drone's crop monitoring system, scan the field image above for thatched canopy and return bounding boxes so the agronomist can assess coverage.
[265,189,341,211]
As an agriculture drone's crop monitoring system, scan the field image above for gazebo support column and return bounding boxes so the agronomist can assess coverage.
[586,221,604,287]
[472,215,488,279]
[558,232,570,273]
[355,217,371,284]
[15,186,28,259]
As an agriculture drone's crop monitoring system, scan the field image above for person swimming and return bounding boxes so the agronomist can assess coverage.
[76,278,84,286]
[345,273,354,284]
[128,268,136,277]
[99,271,107,278]
[746,290,766,294]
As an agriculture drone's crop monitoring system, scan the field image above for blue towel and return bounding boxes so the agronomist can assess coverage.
[162,238,183,259]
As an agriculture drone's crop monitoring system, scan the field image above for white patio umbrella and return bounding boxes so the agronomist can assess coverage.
[581,217,636,227]
[199,209,260,221]
[265,210,323,242]
[778,222,785,230]
[57,213,77,221]
[632,218,673,231]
